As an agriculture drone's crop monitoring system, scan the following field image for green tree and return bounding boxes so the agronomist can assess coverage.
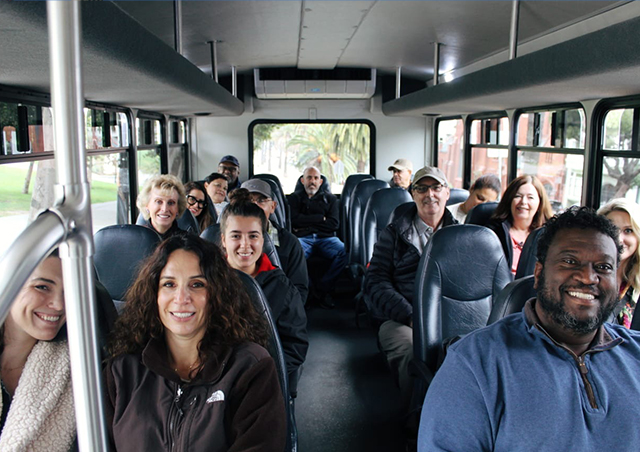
[286,123,370,185]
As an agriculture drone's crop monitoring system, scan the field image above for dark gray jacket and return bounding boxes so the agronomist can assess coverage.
[365,205,457,326]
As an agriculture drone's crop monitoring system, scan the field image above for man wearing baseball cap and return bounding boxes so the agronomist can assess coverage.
[241,178,309,303]
[218,155,241,191]
[388,158,413,191]
[365,165,457,413]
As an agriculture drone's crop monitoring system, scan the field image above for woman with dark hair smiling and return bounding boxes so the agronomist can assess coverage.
[488,175,553,275]
[220,189,308,393]
[105,234,286,452]
[185,181,213,232]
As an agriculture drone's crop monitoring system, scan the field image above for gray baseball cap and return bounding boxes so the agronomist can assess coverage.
[241,179,272,198]
[412,166,448,186]
[388,158,413,172]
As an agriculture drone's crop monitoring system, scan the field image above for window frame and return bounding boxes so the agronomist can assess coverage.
[248,119,376,194]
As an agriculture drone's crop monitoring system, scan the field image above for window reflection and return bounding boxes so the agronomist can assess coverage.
[437,119,464,189]
[517,151,583,212]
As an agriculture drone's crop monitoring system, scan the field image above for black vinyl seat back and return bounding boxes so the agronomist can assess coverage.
[294,174,331,194]
[256,177,288,231]
[362,188,413,266]
[253,173,285,197]
[515,226,545,279]
[413,224,512,375]
[200,223,222,245]
[205,192,218,224]
[135,210,200,235]
[447,188,469,206]
[340,174,374,248]
[487,275,536,325]
[177,209,200,235]
[465,201,499,226]
[235,270,297,452]
[200,223,282,269]
[94,225,161,303]
[348,179,389,268]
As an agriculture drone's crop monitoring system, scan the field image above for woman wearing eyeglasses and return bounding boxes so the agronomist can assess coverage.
[137,174,188,239]
[487,175,553,276]
[185,181,213,232]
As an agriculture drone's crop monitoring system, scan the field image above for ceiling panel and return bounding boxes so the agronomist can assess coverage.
[116,0,624,81]
[298,1,376,69]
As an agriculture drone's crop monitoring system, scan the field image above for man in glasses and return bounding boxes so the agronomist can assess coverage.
[365,166,456,412]
[241,178,309,303]
[218,155,241,192]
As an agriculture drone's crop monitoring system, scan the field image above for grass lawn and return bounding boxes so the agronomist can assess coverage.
[0,164,117,216]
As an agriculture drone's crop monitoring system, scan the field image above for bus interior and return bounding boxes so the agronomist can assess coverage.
[2,1,640,451]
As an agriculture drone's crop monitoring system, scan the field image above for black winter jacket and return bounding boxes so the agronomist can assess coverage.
[275,225,310,303]
[364,205,457,326]
[105,338,286,452]
[141,218,183,240]
[288,189,340,238]
[487,219,513,270]
[254,268,309,379]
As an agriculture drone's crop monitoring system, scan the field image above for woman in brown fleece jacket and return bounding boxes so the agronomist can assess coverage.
[104,233,286,452]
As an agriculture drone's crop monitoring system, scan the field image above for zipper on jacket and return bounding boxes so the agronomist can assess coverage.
[534,324,600,410]
[169,384,185,451]
[576,356,598,409]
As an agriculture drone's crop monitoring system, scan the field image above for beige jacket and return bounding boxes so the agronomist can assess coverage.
[0,340,76,452]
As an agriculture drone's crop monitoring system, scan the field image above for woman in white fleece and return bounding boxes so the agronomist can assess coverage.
[0,250,76,452]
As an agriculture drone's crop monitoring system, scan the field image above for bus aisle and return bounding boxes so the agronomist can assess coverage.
[297,299,406,452]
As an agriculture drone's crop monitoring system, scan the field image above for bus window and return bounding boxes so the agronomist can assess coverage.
[136,117,162,189]
[515,108,586,211]
[0,102,55,156]
[436,118,464,188]
[599,108,640,206]
[470,116,509,191]
[0,152,130,255]
[251,121,372,194]
[168,119,187,181]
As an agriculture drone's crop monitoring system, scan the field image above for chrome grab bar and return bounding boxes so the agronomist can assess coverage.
[0,211,66,326]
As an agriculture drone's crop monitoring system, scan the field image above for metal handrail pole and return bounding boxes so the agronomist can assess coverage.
[47,2,109,451]
[0,211,66,326]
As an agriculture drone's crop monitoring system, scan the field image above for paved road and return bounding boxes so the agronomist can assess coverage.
[0,201,118,256]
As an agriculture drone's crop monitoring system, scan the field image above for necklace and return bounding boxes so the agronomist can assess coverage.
[173,358,200,375]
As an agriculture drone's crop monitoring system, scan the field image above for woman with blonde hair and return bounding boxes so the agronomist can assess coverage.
[598,198,640,329]
[487,175,554,275]
[137,174,187,238]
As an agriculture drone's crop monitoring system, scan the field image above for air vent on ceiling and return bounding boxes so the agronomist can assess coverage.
[254,68,376,99]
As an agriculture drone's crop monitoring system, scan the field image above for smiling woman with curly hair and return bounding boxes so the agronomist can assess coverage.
[104,233,286,452]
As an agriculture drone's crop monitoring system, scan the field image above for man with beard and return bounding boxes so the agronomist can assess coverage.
[289,167,347,307]
[365,166,456,411]
[418,206,640,452]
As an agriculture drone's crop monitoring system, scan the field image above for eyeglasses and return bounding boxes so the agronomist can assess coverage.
[218,165,238,174]
[251,196,272,205]
[186,195,207,208]
[413,183,446,194]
